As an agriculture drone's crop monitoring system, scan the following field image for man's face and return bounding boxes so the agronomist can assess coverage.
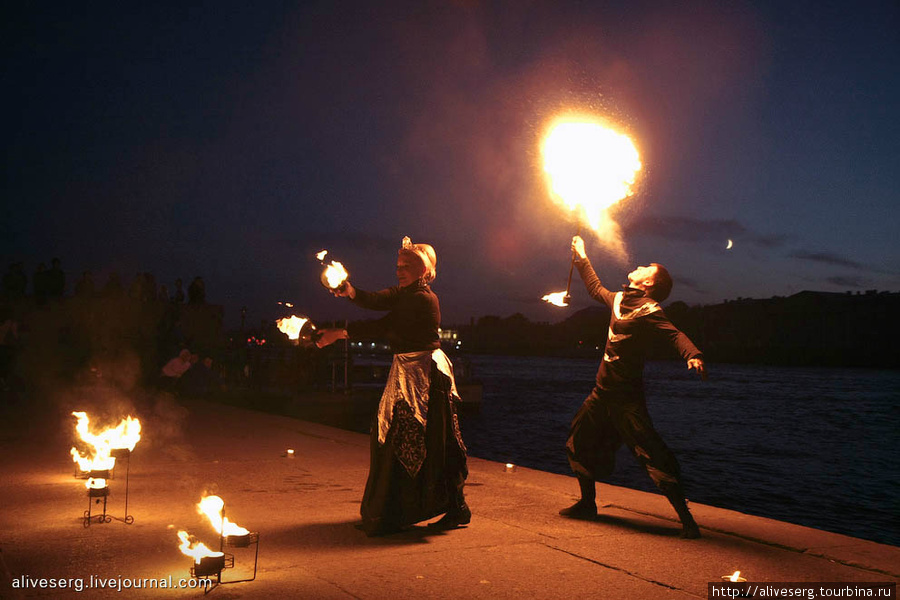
[396,254,425,287]
[627,265,658,288]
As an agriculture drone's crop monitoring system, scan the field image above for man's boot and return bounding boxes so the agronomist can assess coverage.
[559,475,597,520]
[665,487,700,539]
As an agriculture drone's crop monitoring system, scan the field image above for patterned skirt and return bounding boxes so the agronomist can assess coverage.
[359,361,468,535]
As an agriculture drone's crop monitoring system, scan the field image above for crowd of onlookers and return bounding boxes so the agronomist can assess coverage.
[1,258,218,396]
[1,258,344,400]
[2,259,208,306]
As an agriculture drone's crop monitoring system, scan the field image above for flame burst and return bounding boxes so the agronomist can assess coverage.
[70,411,141,473]
[276,315,310,340]
[198,495,250,537]
[541,292,569,307]
[177,530,224,564]
[542,116,641,261]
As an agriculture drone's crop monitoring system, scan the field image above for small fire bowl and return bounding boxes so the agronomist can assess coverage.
[87,486,110,498]
[223,531,259,548]
[86,469,111,479]
[110,447,132,459]
[191,554,233,578]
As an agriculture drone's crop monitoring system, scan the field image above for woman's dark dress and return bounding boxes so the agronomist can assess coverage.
[350,280,468,535]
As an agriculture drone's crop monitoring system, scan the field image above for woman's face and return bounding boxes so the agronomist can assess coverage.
[396,253,425,287]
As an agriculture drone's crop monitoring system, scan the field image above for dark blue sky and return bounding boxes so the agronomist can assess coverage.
[4,0,898,327]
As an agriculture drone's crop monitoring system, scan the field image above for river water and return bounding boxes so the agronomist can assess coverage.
[456,355,900,547]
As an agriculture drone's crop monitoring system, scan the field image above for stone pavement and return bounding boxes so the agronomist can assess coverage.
[1,394,897,599]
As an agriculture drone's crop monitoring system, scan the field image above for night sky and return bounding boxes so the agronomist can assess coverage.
[4,0,899,328]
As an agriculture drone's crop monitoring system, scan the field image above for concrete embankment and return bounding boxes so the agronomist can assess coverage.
[1,396,897,599]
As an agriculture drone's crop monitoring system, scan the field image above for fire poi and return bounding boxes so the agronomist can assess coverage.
[316,249,349,290]
[540,115,642,306]
[275,314,313,341]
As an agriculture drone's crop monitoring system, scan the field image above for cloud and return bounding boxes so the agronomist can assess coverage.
[674,276,708,295]
[789,250,898,279]
[624,216,788,248]
[789,250,865,270]
[825,275,868,288]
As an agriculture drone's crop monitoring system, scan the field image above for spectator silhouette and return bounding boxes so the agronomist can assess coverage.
[142,272,157,302]
[2,263,28,301]
[75,271,95,298]
[102,272,124,297]
[33,263,49,304]
[187,277,205,304]
[172,278,185,303]
[0,305,19,391]
[181,355,218,397]
[47,258,65,298]
[158,284,169,302]
[128,273,143,300]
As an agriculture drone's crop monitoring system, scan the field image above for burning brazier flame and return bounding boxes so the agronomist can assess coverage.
[198,495,249,537]
[70,447,115,472]
[177,530,224,565]
[70,411,142,473]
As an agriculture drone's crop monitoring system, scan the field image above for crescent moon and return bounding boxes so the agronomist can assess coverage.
[726,239,733,249]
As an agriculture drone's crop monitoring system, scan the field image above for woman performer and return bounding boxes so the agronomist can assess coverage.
[329,236,469,536]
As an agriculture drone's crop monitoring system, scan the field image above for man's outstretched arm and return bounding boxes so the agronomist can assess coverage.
[650,312,708,380]
[571,236,616,308]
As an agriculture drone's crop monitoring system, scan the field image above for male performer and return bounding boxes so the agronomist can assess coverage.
[560,235,706,538]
